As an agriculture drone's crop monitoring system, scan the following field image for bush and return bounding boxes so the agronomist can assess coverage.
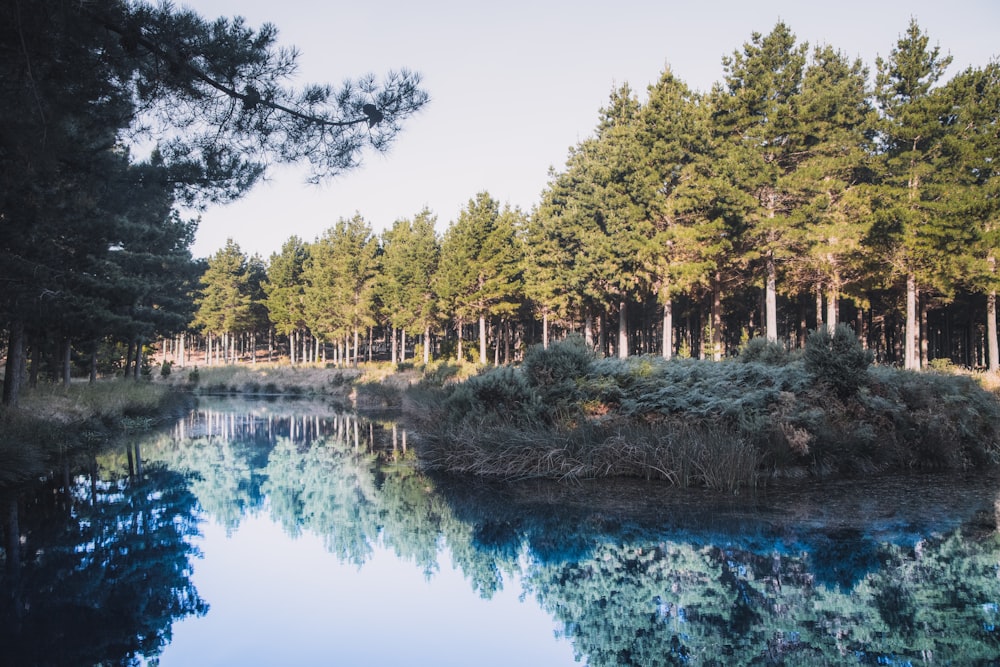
[159,360,173,377]
[803,324,873,398]
[522,335,594,388]
[738,337,789,365]
[521,336,595,421]
[442,366,540,423]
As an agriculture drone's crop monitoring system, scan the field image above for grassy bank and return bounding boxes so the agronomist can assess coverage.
[0,381,190,488]
[158,360,480,411]
[406,329,1000,491]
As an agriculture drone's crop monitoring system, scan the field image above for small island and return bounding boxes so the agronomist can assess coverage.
[407,328,1000,492]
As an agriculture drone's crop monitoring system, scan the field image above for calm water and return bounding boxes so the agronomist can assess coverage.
[4,397,1000,666]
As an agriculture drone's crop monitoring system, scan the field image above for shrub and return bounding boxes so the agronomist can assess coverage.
[738,337,789,365]
[159,360,173,377]
[522,335,594,388]
[442,366,541,425]
[187,367,200,385]
[803,324,873,398]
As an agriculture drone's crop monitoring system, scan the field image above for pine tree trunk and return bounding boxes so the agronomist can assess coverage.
[920,295,929,367]
[597,314,606,358]
[401,329,407,363]
[504,320,511,364]
[797,299,808,348]
[712,276,723,361]
[905,273,919,370]
[988,290,999,372]
[542,311,549,349]
[27,337,39,389]
[424,324,431,364]
[391,327,398,364]
[826,288,838,334]
[479,314,487,365]
[123,338,134,378]
[815,287,824,331]
[618,299,628,360]
[456,318,463,362]
[2,319,26,407]
[90,339,99,384]
[662,299,673,360]
[494,323,500,365]
[584,312,594,350]
[61,338,72,388]
[765,255,777,342]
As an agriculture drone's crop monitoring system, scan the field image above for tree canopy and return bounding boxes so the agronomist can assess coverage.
[0,0,428,404]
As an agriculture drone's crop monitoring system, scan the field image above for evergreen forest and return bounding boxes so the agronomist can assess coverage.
[4,8,1000,401]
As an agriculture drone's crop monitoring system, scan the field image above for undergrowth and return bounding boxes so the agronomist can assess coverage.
[408,333,1000,488]
[0,380,189,489]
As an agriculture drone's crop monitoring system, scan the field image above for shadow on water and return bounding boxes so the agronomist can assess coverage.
[6,397,1000,665]
[1,454,206,666]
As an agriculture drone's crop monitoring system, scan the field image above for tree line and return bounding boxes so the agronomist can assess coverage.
[188,19,999,372]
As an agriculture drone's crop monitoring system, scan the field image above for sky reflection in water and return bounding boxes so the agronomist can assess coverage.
[158,514,573,667]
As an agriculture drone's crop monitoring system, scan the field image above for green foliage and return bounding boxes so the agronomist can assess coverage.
[523,335,594,386]
[738,337,790,365]
[803,324,874,397]
[441,366,542,425]
[410,333,1000,482]
[159,360,173,377]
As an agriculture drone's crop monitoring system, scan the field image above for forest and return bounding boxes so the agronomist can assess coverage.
[2,5,999,404]
[185,19,1000,376]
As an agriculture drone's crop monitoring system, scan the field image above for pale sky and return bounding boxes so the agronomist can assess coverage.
[179,0,1000,260]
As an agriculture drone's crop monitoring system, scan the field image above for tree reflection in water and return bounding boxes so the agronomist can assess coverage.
[1,445,206,666]
[9,397,1000,665]
[155,400,1000,665]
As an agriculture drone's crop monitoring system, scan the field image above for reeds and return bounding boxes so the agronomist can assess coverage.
[417,419,761,492]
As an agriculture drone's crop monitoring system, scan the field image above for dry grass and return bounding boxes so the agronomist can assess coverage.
[0,379,186,488]
[417,418,762,492]
[160,362,361,400]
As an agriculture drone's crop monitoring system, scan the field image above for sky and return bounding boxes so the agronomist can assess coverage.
[179,0,1000,260]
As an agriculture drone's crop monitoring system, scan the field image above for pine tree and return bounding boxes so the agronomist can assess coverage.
[712,22,809,342]
[193,240,254,364]
[0,0,427,403]
[635,67,720,358]
[785,45,875,331]
[436,193,523,364]
[303,216,379,364]
[872,19,955,369]
[939,62,1000,369]
[378,209,441,363]
[265,237,310,363]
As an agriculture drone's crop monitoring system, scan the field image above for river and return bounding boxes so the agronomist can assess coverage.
[3,396,1000,665]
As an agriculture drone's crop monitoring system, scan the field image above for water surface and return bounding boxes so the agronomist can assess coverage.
[3,397,1000,665]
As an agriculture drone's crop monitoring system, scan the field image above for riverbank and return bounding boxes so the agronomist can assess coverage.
[0,381,192,488]
[155,360,478,411]
[406,331,1000,491]
[10,332,999,493]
